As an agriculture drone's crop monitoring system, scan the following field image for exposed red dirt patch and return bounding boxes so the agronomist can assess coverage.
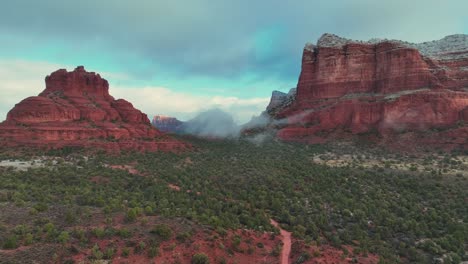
[271,219,292,264]
[168,183,181,191]
[90,176,111,184]
[69,215,283,264]
[108,164,141,176]
[290,241,379,264]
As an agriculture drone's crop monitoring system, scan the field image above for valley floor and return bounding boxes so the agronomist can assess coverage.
[0,138,466,263]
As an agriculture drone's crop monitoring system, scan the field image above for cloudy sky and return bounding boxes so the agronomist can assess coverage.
[0,0,467,123]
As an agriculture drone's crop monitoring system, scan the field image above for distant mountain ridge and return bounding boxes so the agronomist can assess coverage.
[152,115,184,133]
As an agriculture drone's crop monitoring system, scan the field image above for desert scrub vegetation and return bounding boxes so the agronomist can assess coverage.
[0,137,466,263]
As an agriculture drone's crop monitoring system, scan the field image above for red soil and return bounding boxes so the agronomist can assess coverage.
[271,219,292,264]
[168,183,181,191]
[108,164,141,175]
[108,165,201,194]
[70,215,282,264]
[294,244,379,264]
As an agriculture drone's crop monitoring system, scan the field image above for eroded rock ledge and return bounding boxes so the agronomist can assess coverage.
[260,33,468,150]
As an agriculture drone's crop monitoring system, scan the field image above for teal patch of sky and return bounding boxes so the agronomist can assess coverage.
[253,25,285,63]
[0,30,297,99]
[152,71,295,98]
[0,30,155,81]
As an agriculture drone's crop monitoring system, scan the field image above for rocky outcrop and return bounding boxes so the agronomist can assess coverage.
[266,88,296,114]
[0,66,188,152]
[264,34,468,150]
[152,115,183,133]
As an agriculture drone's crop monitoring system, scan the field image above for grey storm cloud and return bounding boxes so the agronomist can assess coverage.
[0,0,467,80]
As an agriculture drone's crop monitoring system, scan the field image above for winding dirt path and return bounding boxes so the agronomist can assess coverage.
[270,219,292,264]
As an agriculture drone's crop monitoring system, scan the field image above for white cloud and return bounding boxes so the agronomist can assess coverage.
[0,59,269,124]
[112,85,269,123]
[0,59,70,121]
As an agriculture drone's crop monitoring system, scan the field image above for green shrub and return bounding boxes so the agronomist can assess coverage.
[192,253,210,264]
[2,235,18,249]
[91,244,103,260]
[176,231,191,242]
[135,241,146,254]
[93,228,105,238]
[151,224,173,241]
[126,208,140,222]
[148,246,159,258]
[33,203,48,212]
[24,233,34,245]
[118,228,132,238]
[144,206,153,215]
[121,247,131,257]
[104,247,115,259]
[57,231,70,244]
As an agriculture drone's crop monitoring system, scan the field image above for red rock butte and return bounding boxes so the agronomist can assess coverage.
[264,34,468,150]
[0,66,188,152]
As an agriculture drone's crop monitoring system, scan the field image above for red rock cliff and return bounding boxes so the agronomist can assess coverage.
[268,34,468,150]
[0,66,188,152]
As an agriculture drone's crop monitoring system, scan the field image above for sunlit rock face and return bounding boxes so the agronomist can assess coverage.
[265,34,468,150]
[0,66,188,152]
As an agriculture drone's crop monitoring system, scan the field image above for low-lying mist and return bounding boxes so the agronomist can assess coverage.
[173,108,277,145]
[180,108,241,138]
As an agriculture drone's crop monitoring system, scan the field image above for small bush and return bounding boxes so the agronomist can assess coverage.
[24,233,34,245]
[294,252,311,264]
[57,231,70,244]
[148,246,159,258]
[151,224,172,241]
[121,247,130,257]
[176,231,191,242]
[91,244,103,260]
[118,228,131,238]
[144,206,153,215]
[192,253,210,264]
[126,208,138,222]
[104,247,115,259]
[135,241,146,254]
[2,235,18,249]
[93,228,105,238]
[33,203,48,212]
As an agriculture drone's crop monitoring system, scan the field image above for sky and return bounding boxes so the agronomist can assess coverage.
[0,0,467,124]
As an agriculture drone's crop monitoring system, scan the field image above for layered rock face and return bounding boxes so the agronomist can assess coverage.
[266,34,468,150]
[0,66,187,152]
[152,115,183,133]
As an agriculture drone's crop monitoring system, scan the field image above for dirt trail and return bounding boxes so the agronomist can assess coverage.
[270,219,292,264]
